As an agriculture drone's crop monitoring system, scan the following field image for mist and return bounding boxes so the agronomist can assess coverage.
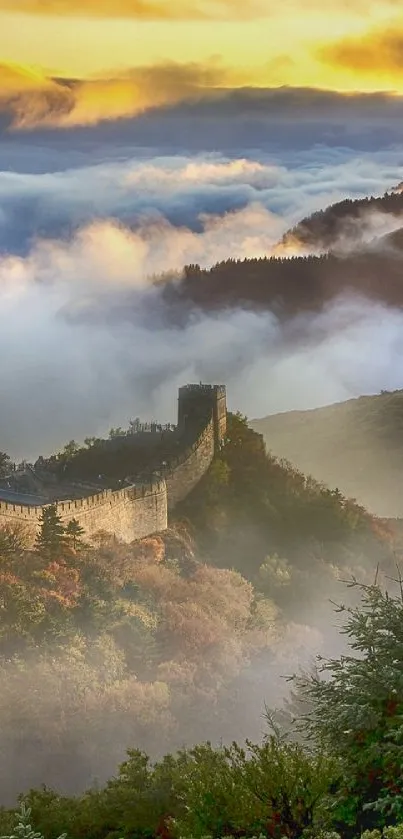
[1,148,403,460]
[2,207,403,460]
[0,148,401,252]
[0,550,371,805]
[1,135,403,807]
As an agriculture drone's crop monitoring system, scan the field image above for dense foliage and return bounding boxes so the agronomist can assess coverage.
[35,428,181,485]
[159,188,403,317]
[0,414,401,835]
[292,579,403,835]
[176,413,394,622]
[1,581,403,839]
[282,190,403,252]
[0,451,13,479]
[160,246,403,317]
[0,491,280,799]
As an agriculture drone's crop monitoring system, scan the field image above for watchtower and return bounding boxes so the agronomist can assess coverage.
[177,384,227,450]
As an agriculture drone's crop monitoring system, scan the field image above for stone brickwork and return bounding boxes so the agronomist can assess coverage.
[0,479,168,547]
[0,383,227,546]
[164,419,215,510]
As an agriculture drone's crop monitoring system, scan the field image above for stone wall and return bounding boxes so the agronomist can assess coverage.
[177,384,227,447]
[164,419,215,510]
[0,479,168,547]
[213,385,227,447]
[0,383,227,545]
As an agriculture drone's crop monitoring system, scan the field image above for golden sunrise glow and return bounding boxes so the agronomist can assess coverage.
[1,1,403,128]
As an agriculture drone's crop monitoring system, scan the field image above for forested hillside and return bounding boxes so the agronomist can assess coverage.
[2,560,403,839]
[280,189,403,252]
[155,187,403,319]
[252,390,403,518]
[175,413,395,618]
[161,246,403,318]
[0,413,396,805]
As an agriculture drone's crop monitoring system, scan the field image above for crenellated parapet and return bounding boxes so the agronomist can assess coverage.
[0,384,227,546]
[0,478,168,547]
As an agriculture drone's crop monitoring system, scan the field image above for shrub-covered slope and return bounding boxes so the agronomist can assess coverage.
[280,189,403,252]
[0,413,396,803]
[251,390,403,518]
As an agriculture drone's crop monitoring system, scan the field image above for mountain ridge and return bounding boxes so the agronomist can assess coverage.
[251,388,403,518]
[280,187,403,252]
[159,184,403,319]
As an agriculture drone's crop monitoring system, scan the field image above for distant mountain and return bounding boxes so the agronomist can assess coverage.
[156,186,403,321]
[280,189,403,253]
[162,244,403,319]
[377,225,403,252]
[251,390,403,518]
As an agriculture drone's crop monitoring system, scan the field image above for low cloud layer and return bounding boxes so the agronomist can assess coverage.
[0,61,234,129]
[0,149,400,253]
[0,84,402,796]
[1,128,403,462]
[4,64,403,133]
[2,211,403,461]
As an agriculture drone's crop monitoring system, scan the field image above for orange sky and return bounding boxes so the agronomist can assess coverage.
[1,0,403,127]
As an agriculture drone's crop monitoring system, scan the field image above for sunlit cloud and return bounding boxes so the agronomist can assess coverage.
[3,214,403,465]
[0,0,268,19]
[0,61,240,128]
[4,59,403,131]
[125,158,280,190]
[0,148,400,259]
[0,0,401,16]
[1,0,403,91]
[0,203,284,301]
[318,21,403,79]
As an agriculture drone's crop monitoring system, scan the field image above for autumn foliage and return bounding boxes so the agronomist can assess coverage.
[0,412,399,817]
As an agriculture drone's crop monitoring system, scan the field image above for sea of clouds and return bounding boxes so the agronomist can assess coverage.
[1,102,403,802]
[1,142,403,459]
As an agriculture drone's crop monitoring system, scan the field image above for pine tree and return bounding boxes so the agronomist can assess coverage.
[65,518,86,553]
[0,802,66,839]
[35,504,66,560]
[0,523,28,560]
[0,451,12,478]
[291,575,403,832]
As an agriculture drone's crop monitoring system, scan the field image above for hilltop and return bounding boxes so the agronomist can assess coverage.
[159,187,403,319]
[280,187,403,252]
[161,247,403,318]
[251,389,403,518]
[0,410,396,801]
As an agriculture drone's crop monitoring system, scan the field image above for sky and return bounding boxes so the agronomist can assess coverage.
[2,0,403,459]
[2,0,403,129]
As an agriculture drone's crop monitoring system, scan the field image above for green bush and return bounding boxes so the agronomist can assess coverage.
[0,803,66,839]
[289,580,403,834]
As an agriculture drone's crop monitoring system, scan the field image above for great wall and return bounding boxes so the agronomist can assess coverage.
[0,384,227,546]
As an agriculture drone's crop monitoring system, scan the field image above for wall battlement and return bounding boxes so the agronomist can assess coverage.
[0,478,168,545]
[179,384,226,395]
[0,384,226,546]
